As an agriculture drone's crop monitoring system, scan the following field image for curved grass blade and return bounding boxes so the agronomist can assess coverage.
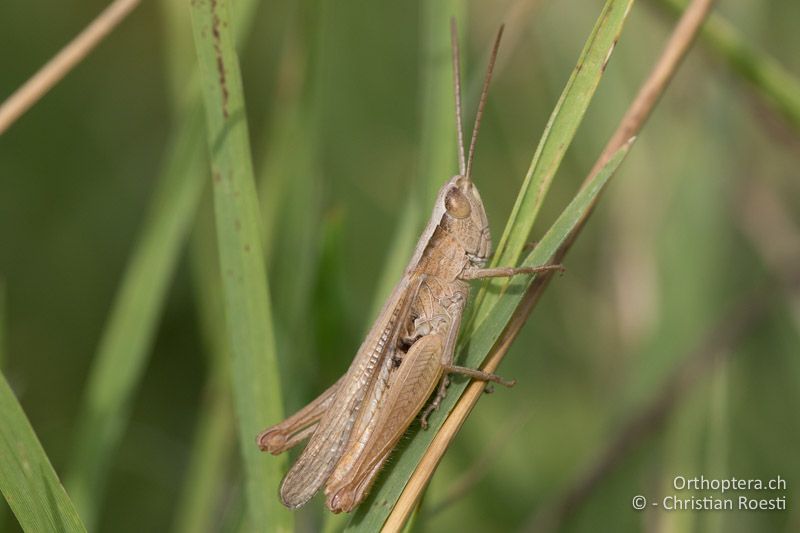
[189,0,291,530]
[0,372,87,533]
[346,141,634,531]
[473,0,635,328]
[171,196,237,533]
[65,109,209,529]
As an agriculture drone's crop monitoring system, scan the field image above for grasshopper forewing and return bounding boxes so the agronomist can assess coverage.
[257,20,562,513]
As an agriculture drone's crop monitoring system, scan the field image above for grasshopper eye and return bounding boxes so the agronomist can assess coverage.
[445,188,471,219]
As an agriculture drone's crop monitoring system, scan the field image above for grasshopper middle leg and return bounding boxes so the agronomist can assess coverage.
[459,263,564,280]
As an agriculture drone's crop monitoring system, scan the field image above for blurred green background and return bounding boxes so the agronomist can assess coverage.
[1,0,799,532]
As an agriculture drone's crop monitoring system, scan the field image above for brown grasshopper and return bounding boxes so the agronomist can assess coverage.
[257,21,562,513]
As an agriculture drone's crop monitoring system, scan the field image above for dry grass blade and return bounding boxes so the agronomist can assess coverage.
[0,0,140,135]
[587,0,717,176]
[655,0,800,131]
[383,0,716,527]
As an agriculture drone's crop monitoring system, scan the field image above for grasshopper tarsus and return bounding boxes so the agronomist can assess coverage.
[419,402,438,430]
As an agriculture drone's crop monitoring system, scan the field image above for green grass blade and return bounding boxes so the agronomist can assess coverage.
[0,281,5,532]
[189,1,291,531]
[370,0,466,315]
[171,196,237,533]
[65,109,208,529]
[657,0,800,129]
[475,0,634,326]
[171,375,235,533]
[164,0,261,529]
[464,144,632,363]
[0,280,5,368]
[345,141,634,531]
[259,106,321,407]
[0,372,87,533]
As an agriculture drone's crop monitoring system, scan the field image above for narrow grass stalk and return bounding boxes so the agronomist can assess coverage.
[0,0,140,135]
[65,109,208,529]
[0,372,87,533]
[171,372,235,533]
[655,0,800,130]
[370,0,466,315]
[472,0,635,328]
[171,196,237,533]
[189,1,291,530]
[258,101,320,399]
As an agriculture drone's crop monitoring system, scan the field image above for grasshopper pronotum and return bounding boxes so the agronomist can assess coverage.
[257,20,562,513]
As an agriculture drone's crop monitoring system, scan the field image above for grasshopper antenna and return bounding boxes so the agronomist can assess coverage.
[450,18,466,177]
[465,24,504,182]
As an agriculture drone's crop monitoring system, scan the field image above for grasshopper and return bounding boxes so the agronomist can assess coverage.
[257,21,562,513]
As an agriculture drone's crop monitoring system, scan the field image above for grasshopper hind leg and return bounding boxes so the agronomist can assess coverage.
[257,376,343,454]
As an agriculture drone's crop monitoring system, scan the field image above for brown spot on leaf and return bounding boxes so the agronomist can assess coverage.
[210,0,229,118]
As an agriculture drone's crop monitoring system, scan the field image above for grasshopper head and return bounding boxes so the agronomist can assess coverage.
[438,174,491,263]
